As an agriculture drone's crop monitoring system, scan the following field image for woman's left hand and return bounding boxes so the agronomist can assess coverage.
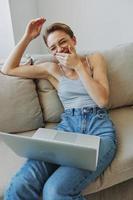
[55,46,82,69]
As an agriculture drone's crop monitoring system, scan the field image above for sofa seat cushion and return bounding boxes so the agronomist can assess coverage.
[82,107,133,195]
[0,72,44,133]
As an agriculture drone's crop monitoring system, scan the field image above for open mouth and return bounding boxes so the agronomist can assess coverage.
[53,47,71,57]
[62,48,70,53]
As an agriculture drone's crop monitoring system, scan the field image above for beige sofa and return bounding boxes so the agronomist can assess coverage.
[0,42,133,200]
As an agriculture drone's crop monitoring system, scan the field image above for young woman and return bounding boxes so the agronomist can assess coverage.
[2,17,117,200]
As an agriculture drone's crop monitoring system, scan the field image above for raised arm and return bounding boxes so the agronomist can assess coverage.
[1,17,51,79]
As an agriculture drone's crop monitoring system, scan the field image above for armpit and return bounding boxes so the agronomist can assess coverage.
[48,75,59,90]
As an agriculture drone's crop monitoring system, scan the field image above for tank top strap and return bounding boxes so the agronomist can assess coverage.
[85,55,93,78]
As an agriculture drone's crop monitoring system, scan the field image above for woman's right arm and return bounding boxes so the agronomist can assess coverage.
[1,17,51,79]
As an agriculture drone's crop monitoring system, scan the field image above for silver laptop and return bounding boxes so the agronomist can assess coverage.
[0,128,100,171]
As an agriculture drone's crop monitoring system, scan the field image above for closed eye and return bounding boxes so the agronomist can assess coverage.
[50,46,56,51]
[59,40,67,45]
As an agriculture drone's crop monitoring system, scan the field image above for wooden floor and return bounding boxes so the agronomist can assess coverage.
[85,178,133,200]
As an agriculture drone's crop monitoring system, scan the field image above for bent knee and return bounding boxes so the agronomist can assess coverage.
[43,176,69,200]
[43,181,60,200]
[98,137,117,164]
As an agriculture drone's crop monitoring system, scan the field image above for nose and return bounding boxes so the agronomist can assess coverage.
[56,46,64,53]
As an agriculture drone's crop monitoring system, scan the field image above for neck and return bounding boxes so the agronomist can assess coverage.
[61,66,78,79]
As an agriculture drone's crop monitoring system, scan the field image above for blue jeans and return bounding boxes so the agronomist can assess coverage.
[4,107,117,200]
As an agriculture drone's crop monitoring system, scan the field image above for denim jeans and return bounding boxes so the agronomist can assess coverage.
[4,107,117,200]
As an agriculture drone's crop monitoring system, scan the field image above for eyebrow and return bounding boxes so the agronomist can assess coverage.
[49,37,67,49]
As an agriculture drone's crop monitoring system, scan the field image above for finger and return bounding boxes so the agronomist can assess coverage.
[55,53,68,57]
[35,19,46,26]
[55,55,65,61]
[56,55,67,62]
[68,45,72,54]
[31,17,46,26]
[55,56,66,65]
[68,45,76,54]
[35,17,46,23]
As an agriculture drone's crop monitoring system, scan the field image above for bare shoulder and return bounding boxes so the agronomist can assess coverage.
[47,62,62,80]
[87,52,107,70]
[89,52,104,59]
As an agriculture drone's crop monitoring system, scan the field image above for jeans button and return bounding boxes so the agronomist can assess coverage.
[83,108,87,113]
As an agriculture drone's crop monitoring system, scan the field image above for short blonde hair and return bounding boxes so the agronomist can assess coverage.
[43,23,74,46]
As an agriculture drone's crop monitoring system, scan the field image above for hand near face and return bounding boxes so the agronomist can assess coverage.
[24,17,46,41]
[55,46,82,69]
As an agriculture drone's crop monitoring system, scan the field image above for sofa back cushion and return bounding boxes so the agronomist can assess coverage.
[32,42,133,122]
[102,43,133,109]
[35,79,64,123]
[0,73,44,133]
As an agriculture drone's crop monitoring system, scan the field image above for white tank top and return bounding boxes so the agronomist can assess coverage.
[57,56,97,109]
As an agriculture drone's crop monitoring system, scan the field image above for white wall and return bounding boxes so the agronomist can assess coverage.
[0,0,15,59]
[7,0,133,55]
[9,0,42,55]
[38,0,133,53]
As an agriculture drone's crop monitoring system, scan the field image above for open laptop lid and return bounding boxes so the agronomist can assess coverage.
[0,129,100,171]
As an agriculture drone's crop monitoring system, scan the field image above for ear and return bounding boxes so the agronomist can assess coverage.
[72,36,77,45]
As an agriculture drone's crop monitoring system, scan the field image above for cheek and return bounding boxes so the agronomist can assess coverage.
[52,50,57,55]
[49,49,57,55]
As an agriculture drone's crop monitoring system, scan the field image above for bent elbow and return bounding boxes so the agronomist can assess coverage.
[1,68,8,75]
[1,68,12,75]
[97,96,109,108]
[1,65,11,75]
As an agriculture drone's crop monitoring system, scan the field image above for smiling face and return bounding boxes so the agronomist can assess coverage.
[47,30,77,55]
